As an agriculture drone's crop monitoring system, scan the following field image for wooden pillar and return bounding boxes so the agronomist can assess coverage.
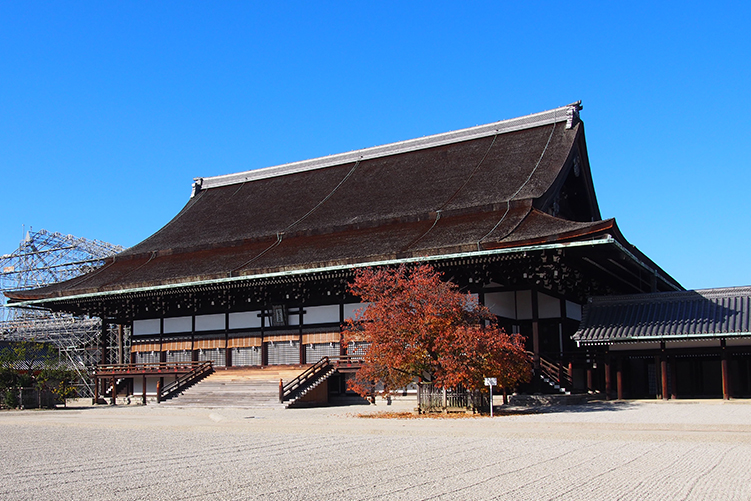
[93,375,99,405]
[531,290,540,371]
[156,379,162,404]
[660,343,669,401]
[260,308,267,367]
[654,355,662,399]
[298,306,305,365]
[670,355,678,400]
[111,375,116,405]
[142,375,147,405]
[721,339,731,400]
[339,303,346,357]
[586,365,593,393]
[224,312,232,368]
[100,319,108,364]
[117,324,124,364]
[191,313,197,362]
[616,357,624,400]
[559,298,567,357]
[604,355,611,401]
[159,315,164,361]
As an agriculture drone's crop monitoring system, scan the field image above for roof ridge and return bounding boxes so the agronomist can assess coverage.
[587,286,751,304]
[193,102,582,193]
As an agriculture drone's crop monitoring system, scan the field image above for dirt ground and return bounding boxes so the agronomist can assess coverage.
[1,398,750,500]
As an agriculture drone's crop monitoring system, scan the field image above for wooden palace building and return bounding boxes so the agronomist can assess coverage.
[574,286,751,400]
[7,102,691,400]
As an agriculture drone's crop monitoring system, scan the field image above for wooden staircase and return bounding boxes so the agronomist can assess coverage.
[279,356,363,408]
[528,352,572,395]
[280,357,336,408]
[159,366,305,408]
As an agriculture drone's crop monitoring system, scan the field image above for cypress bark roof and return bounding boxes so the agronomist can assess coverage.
[9,102,665,303]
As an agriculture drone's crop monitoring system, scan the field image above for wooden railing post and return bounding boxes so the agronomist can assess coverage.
[156,379,162,404]
[417,383,422,414]
[568,361,573,387]
[279,379,284,403]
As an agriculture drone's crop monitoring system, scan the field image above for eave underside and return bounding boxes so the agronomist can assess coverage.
[8,207,635,302]
[11,233,680,323]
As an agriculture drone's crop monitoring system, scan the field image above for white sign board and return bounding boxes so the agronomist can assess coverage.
[484,377,497,386]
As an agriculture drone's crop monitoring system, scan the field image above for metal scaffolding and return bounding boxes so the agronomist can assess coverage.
[0,229,125,396]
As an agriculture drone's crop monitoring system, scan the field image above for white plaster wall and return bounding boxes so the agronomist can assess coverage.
[344,303,369,320]
[485,291,516,319]
[229,311,262,329]
[163,316,192,333]
[516,291,533,320]
[304,305,340,324]
[566,300,582,321]
[538,292,561,319]
[133,319,160,336]
[195,313,225,331]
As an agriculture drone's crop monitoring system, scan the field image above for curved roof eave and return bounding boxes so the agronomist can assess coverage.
[6,234,618,308]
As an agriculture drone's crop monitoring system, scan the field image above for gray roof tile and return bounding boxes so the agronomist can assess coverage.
[574,287,751,343]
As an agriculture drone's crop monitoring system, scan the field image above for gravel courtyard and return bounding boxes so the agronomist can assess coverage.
[1,399,751,500]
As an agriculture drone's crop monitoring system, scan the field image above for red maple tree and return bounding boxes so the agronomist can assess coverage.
[343,264,531,398]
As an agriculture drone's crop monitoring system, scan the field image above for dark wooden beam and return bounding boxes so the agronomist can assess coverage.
[721,339,731,400]
[604,355,611,400]
[660,343,668,401]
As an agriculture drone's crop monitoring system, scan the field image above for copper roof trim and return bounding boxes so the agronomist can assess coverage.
[193,103,582,193]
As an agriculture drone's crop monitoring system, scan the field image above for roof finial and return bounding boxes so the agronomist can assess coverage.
[566,101,582,129]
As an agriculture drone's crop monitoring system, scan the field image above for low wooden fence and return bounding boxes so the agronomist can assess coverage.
[416,383,489,414]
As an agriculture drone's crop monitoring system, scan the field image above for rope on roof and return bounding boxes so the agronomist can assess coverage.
[438,133,499,212]
[95,251,157,291]
[476,108,559,249]
[229,159,362,275]
[402,133,499,251]
[284,158,361,233]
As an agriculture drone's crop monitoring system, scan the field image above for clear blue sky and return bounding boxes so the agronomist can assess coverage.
[1,2,749,290]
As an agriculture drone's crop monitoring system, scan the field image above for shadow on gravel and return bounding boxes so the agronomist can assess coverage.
[525,400,637,414]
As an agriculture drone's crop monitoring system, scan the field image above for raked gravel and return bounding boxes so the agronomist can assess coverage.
[1,398,751,500]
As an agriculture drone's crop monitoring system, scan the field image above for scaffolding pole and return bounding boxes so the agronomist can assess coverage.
[0,228,124,396]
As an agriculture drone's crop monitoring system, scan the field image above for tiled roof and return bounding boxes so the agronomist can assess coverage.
[573,287,751,344]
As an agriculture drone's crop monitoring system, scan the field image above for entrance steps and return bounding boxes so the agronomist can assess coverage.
[159,366,309,408]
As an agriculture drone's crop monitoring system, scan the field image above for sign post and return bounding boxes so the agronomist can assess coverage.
[484,377,497,417]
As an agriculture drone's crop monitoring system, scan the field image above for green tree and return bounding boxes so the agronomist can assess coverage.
[0,340,78,408]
